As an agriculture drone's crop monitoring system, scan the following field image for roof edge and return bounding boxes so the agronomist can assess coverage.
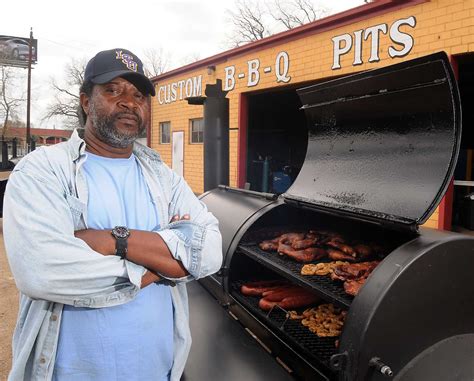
[152,0,428,83]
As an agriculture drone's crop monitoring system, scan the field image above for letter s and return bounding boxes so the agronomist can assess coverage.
[389,16,416,58]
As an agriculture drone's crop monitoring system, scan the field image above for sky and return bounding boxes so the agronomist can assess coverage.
[1,0,365,128]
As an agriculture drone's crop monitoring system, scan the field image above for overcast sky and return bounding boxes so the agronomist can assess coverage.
[1,0,365,128]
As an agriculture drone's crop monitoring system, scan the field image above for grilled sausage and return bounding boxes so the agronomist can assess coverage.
[259,293,320,311]
[263,287,309,302]
[258,298,278,311]
[278,293,320,309]
[262,285,300,297]
[240,280,287,296]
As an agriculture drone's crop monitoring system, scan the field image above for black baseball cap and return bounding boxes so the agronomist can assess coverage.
[84,48,155,96]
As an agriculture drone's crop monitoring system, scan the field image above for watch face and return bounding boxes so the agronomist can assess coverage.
[113,226,130,239]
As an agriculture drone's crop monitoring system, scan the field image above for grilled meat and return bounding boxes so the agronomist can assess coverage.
[327,248,357,262]
[330,261,380,296]
[240,280,288,296]
[301,261,349,276]
[259,238,280,251]
[279,246,327,263]
[291,303,346,337]
[279,232,306,244]
[326,241,356,256]
[331,261,380,281]
[291,236,319,250]
[344,278,367,296]
[258,288,320,311]
[353,244,373,258]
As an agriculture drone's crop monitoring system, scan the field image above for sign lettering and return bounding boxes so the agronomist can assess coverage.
[157,75,202,105]
[332,16,416,69]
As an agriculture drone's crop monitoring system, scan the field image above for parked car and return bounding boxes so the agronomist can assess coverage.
[0,38,36,61]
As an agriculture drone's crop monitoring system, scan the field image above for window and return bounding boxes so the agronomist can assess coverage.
[160,121,171,144]
[189,118,204,144]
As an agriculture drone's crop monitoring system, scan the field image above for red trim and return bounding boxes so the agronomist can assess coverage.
[147,97,151,147]
[152,0,427,83]
[237,94,248,188]
[438,179,454,231]
[438,55,458,231]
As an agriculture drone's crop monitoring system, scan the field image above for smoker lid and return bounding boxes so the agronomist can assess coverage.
[199,186,278,259]
[284,52,461,227]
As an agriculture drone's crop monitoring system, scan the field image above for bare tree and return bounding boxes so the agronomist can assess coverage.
[227,0,270,47]
[180,52,202,67]
[225,0,329,47]
[142,47,171,77]
[270,0,329,29]
[0,65,26,140]
[43,58,85,129]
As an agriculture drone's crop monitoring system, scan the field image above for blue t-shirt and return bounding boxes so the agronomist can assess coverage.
[53,152,174,381]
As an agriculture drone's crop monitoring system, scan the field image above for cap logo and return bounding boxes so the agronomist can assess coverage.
[115,50,138,72]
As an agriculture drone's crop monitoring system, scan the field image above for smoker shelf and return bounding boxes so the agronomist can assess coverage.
[230,280,339,376]
[237,244,353,309]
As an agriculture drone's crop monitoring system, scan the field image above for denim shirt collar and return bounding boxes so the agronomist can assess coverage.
[68,128,162,164]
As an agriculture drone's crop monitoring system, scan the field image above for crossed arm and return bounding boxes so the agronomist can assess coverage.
[4,161,222,306]
[75,214,191,288]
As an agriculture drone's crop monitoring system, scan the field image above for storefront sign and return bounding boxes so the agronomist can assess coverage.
[224,51,291,91]
[157,75,202,104]
[332,16,416,70]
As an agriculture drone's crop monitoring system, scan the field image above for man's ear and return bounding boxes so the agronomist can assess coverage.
[80,93,90,116]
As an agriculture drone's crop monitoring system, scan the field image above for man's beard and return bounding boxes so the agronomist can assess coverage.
[88,101,146,148]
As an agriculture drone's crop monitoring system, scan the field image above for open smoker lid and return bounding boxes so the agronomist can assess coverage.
[284,52,461,228]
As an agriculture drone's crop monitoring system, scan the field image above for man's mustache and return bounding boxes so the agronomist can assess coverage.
[111,111,142,124]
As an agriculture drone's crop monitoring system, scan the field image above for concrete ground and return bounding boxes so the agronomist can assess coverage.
[0,218,18,380]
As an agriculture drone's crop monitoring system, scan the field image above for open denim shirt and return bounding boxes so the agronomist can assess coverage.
[3,129,223,381]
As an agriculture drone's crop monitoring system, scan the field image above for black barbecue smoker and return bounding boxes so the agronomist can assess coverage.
[199,52,474,381]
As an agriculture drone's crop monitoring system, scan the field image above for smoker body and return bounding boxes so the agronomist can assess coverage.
[200,52,473,380]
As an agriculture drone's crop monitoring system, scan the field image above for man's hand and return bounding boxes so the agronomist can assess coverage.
[141,270,161,288]
[170,214,190,223]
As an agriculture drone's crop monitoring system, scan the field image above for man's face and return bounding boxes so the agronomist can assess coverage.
[84,77,149,148]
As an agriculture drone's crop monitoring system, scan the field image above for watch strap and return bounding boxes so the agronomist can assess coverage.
[114,237,128,259]
[111,226,130,259]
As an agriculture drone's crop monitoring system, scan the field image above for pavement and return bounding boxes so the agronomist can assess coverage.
[0,218,18,380]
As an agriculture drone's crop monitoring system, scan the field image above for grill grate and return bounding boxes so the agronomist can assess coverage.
[231,280,339,374]
[237,228,354,308]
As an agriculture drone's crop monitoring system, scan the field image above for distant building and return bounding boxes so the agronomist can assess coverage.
[2,127,72,145]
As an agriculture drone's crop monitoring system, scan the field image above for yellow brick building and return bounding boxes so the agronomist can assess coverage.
[151,0,474,231]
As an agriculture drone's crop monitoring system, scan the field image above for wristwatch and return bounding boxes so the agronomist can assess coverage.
[111,226,130,259]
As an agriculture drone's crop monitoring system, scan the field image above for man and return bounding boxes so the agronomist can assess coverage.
[3,48,223,381]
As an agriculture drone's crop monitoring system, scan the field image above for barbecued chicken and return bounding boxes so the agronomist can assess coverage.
[344,278,367,296]
[259,237,280,251]
[278,245,327,263]
[327,241,356,256]
[330,261,379,281]
[327,248,357,262]
[278,232,306,244]
[291,236,319,250]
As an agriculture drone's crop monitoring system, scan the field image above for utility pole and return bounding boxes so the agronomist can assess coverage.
[26,27,33,152]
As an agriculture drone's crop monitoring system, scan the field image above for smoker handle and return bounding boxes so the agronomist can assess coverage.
[217,185,278,201]
[266,304,290,330]
[369,357,394,377]
[330,351,349,372]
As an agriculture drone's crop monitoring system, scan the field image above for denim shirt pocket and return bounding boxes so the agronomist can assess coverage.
[65,193,86,230]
